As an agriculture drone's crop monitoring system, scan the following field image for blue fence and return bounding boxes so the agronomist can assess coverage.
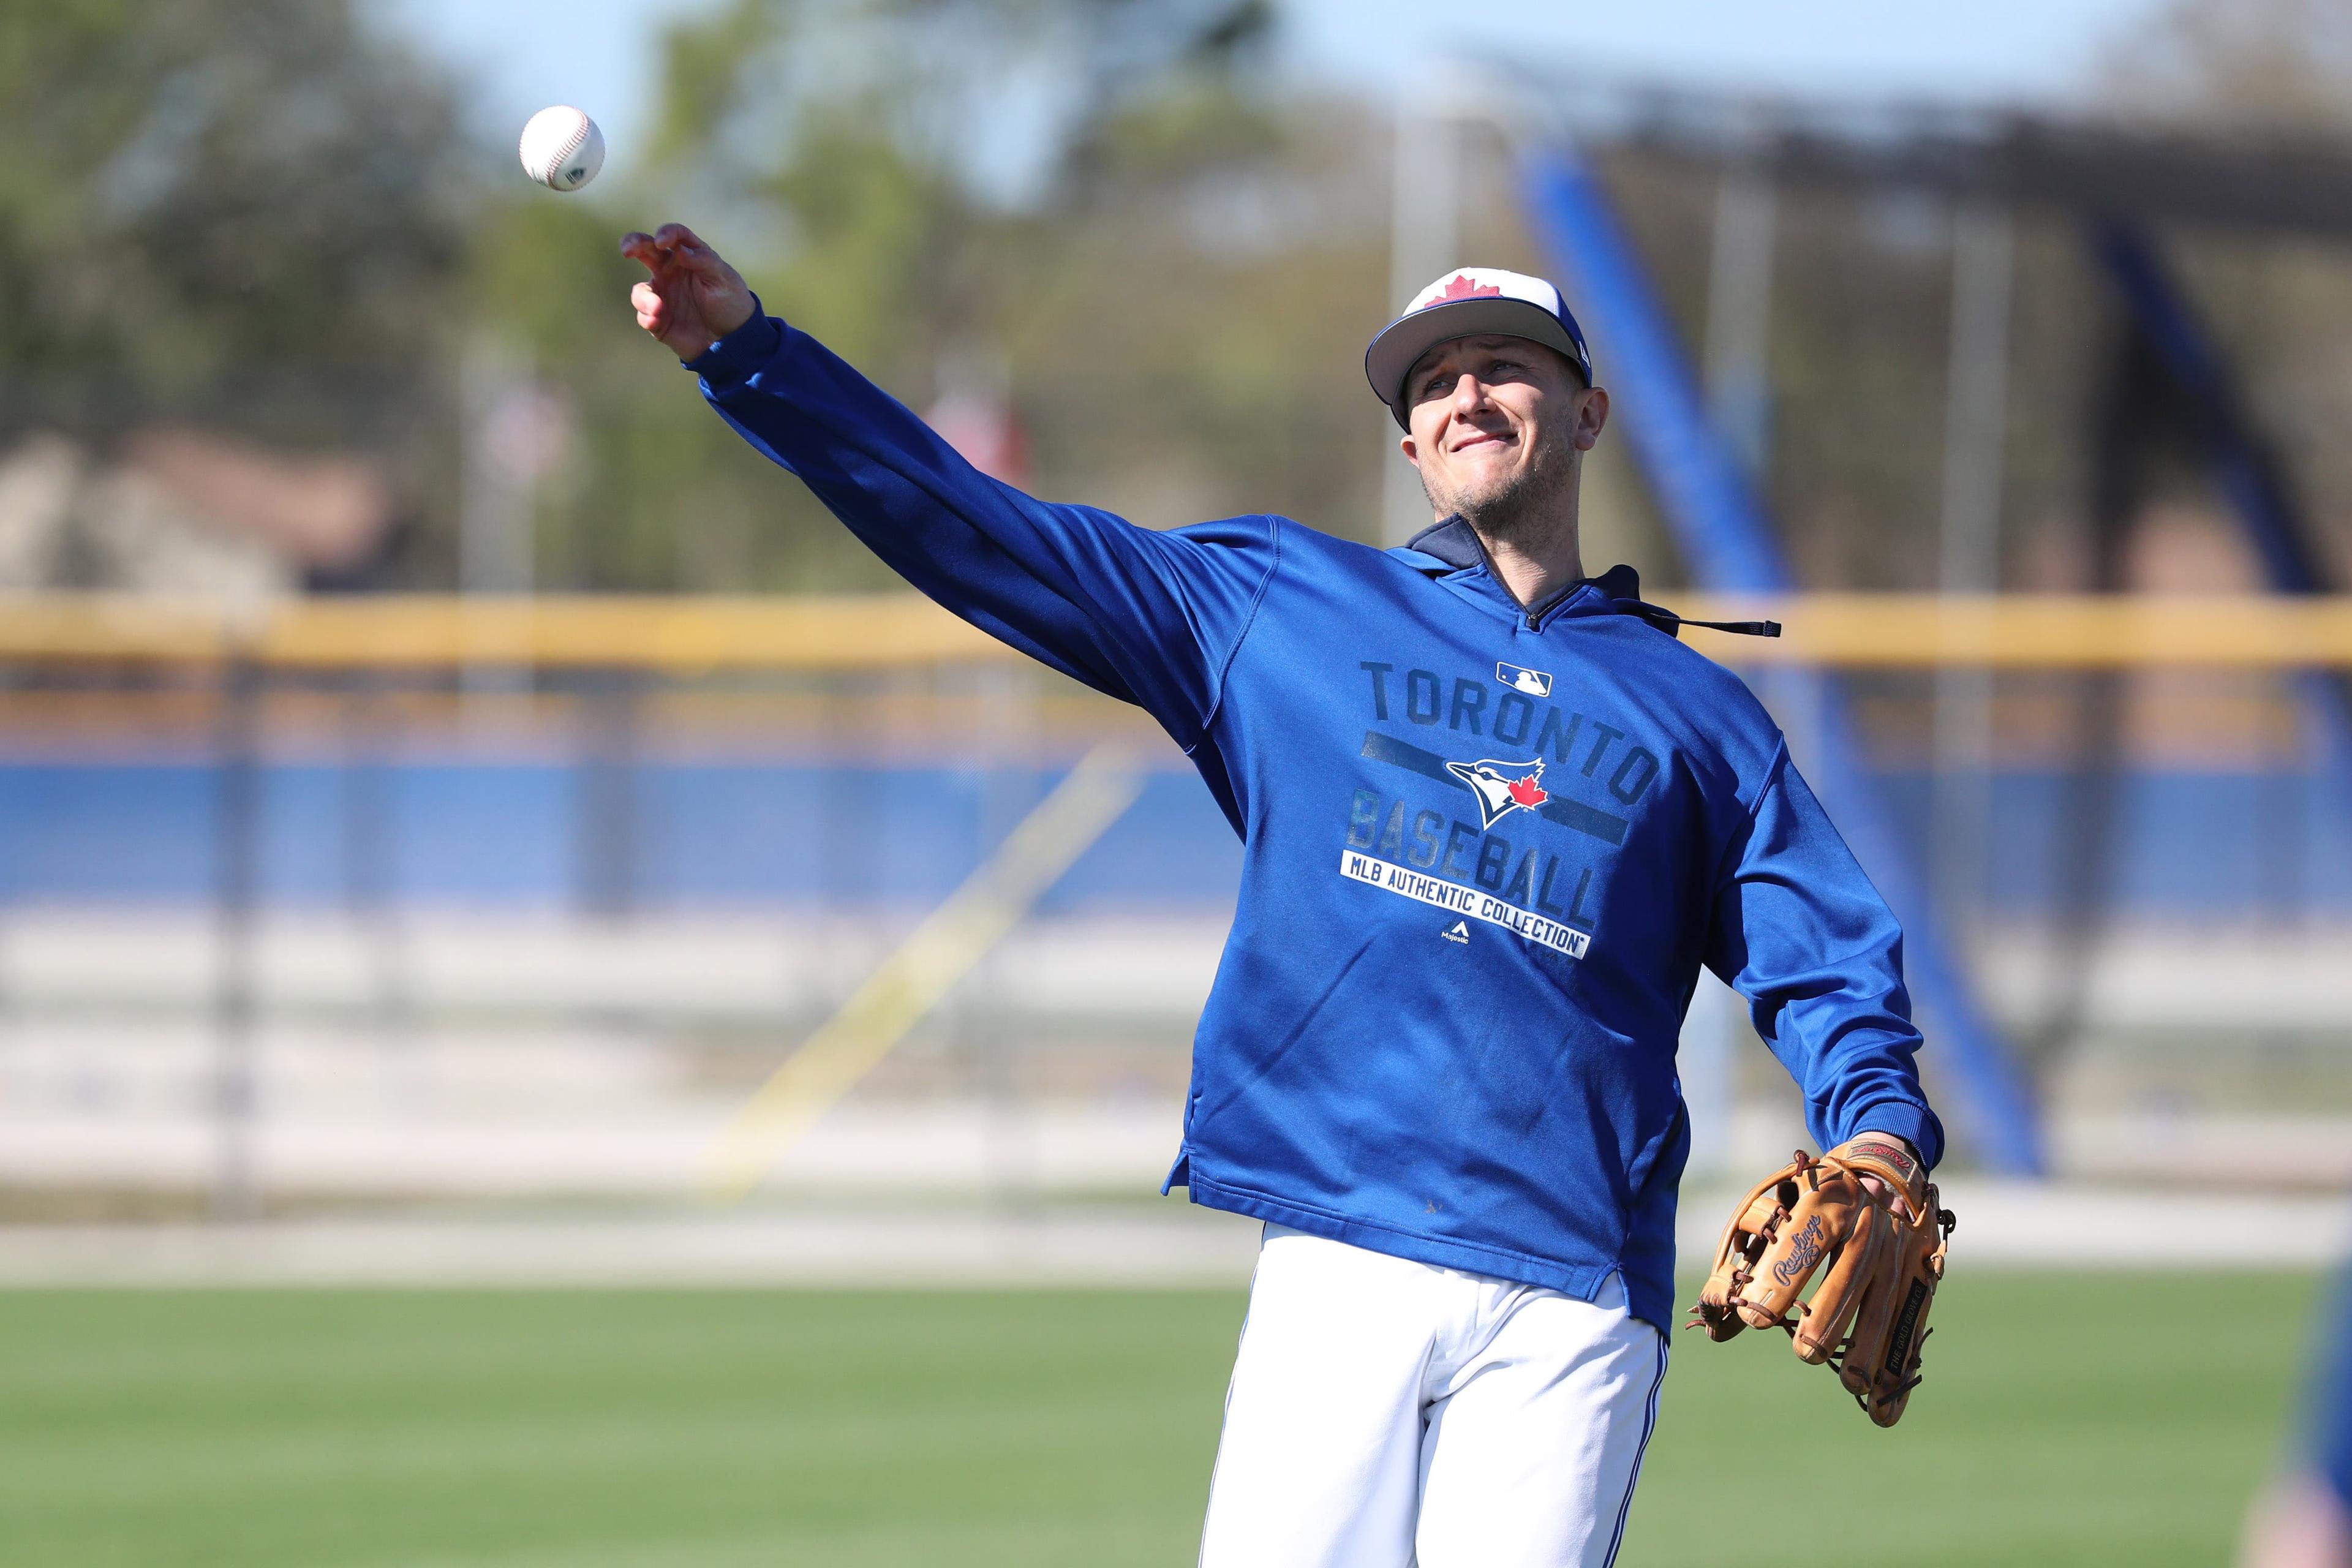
[1,756,2345,916]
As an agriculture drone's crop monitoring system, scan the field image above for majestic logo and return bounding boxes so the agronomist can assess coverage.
[1444,756,1550,829]
[1772,1214,1826,1287]
[1442,920,1469,945]
[1420,273,1502,309]
[1495,661,1552,698]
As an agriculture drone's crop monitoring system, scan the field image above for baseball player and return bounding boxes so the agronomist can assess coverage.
[2242,1269,2352,1568]
[624,222,1945,1567]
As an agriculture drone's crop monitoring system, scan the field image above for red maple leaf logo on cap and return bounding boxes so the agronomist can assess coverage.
[1507,775,1548,808]
[1420,273,1502,310]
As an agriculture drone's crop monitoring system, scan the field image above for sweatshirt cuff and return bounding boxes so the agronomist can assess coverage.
[1841,1100,1944,1173]
[685,295,783,388]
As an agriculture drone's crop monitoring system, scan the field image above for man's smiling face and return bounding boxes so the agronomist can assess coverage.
[1399,334,1607,546]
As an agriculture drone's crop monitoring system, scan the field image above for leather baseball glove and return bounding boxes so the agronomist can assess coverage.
[1689,1136,1954,1427]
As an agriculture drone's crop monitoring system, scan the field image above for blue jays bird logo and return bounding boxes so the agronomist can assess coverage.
[1444,756,1550,829]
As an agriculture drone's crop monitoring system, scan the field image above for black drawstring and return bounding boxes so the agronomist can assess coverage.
[1614,599,1783,640]
[1396,533,1786,640]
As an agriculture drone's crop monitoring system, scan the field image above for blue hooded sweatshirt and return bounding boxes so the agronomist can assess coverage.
[2316,1268,2352,1510]
[690,304,1943,1334]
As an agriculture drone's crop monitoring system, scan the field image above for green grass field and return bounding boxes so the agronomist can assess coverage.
[0,1272,2318,1566]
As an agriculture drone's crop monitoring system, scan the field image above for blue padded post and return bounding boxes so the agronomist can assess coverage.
[1520,144,2047,1176]
[2093,223,2352,780]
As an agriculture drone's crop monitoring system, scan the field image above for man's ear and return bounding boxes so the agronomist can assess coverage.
[1399,432,1423,469]
[1573,386,1611,451]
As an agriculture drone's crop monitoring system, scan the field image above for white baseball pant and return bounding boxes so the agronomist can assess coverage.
[1197,1224,1667,1568]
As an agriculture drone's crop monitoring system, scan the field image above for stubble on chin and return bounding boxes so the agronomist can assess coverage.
[1420,431,1574,550]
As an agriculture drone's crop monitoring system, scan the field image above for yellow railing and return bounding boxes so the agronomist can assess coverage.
[0,593,2348,668]
[0,594,982,670]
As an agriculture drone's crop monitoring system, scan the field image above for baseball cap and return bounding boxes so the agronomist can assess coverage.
[1365,268,1593,430]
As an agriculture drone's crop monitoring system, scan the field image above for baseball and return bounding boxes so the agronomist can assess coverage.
[519,106,605,192]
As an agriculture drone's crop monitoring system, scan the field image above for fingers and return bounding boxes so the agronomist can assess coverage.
[630,280,666,332]
[621,223,747,350]
[1853,1170,1910,1222]
[620,226,699,272]
[636,222,710,272]
[621,224,730,285]
[1856,1173,1915,1220]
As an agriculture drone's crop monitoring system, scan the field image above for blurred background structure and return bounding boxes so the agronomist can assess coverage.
[6,2,2352,1561]
[7,0,2352,1219]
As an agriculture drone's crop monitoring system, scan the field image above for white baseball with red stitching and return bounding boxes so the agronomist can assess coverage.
[519,106,605,192]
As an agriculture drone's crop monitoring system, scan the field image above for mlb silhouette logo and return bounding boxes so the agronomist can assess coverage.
[1495,662,1552,698]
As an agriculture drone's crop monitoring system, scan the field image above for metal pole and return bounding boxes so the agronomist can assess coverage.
[973,662,1042,1212]
[575,670,640,920]
[820,672,864,1020]
[1382,91,1462,545]
[1692,158,1777,1155]
[1677,972,1741,1180]
[1702,164,1778,478]
[1931,205,2014,932]
[461,344,537,600]
[341,674,409,1038]
[460,342,536,709]
[211,656,261,1221]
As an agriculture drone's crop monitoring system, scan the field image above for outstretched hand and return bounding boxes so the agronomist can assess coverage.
[621,223,755,361]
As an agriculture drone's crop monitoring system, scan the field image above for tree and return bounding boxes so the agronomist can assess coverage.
[455,0,1388,592]
[2103,0,2352,132]
[0,1,476,444]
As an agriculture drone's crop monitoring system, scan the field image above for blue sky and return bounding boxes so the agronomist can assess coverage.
[376,0,2177,176]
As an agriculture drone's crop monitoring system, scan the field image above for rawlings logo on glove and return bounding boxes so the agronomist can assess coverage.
[1687,1138,1956,1427]
[1770,1215,1825,1287]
